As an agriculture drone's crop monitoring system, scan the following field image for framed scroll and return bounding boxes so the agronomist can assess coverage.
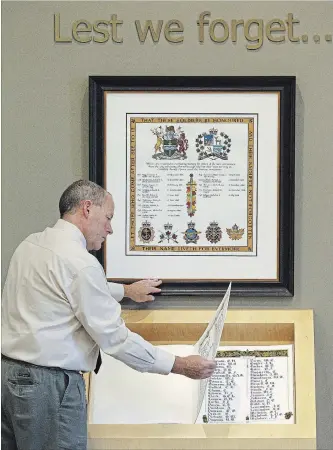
[89,76,295,297]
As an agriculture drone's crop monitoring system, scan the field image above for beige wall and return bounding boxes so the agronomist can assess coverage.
[2,1,333,448]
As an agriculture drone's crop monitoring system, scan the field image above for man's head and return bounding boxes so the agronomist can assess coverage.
[59,180,114,251]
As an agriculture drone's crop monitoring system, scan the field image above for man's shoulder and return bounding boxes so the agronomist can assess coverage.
[23,227,101,272]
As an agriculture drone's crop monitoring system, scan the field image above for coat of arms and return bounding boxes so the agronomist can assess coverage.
[205,221,222,243]
[158,223,178,243]
[151,125,188,160]
[138,221,155,243]
[195,128,232,160]
[183,221,201,244]
[226,224,245,240]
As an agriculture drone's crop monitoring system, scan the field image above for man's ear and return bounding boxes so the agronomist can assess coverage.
[82,200,92,218]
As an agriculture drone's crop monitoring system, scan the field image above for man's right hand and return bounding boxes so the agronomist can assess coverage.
[171,355,217,380]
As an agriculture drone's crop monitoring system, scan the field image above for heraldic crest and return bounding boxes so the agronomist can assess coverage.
[158,222,178,243]
[206,221,222,244]
[196,128,232,160]
[226,224,245,240]
[151,125,188,160]
[138,221,155,243]
[183,221,201,244]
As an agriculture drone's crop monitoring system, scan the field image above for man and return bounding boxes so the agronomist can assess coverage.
[2,180,216,450]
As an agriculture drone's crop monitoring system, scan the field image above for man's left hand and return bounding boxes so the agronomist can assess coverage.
[124,279,162,303]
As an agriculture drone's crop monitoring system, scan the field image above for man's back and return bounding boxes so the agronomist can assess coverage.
[1,220,100,370]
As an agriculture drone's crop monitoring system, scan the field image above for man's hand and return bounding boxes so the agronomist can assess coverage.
[124,279,162,303]
[171,355,217,380]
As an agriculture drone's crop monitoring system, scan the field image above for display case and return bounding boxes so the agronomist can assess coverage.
[84,309,316,449]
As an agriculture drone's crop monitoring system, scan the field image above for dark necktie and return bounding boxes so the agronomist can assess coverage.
[94,350,102,374]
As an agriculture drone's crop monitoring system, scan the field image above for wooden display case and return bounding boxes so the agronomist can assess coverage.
[85,309,316,449]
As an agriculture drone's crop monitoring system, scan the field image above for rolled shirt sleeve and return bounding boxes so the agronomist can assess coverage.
[68,265,175,375]
[107,282,124,302]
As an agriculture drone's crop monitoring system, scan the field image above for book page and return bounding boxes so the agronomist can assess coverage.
[89,345,196,424]
[197,345,294,424]
[193,283,231,422]
[89,287,231,425]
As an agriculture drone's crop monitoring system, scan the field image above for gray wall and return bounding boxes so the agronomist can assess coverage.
[2,1,333,448]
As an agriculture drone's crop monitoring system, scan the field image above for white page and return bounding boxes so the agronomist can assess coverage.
[199,344,294,424]
[89,285,232,425]
[89,345,196,424]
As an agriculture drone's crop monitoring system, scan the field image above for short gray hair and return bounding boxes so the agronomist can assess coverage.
[59,180,107,218]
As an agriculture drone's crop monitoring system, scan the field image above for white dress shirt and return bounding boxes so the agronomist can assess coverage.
[1,219,175,374]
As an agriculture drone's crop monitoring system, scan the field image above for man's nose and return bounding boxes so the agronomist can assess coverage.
[107,224,113,234]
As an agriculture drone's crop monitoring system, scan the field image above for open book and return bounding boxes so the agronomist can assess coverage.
[197,344,295,424]
[89,283,231,424]
[89,284,294,425]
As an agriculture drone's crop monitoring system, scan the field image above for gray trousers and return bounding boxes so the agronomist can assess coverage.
[1,356,87,450]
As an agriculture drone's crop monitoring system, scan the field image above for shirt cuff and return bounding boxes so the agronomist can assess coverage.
[150,347,176,375]
[107,282,125,303]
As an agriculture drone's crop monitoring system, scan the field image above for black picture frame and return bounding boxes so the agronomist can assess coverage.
[89,76,295,297]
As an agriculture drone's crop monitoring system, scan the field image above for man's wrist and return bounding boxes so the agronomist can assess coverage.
[171,356,186,376]
[123,284,132,299]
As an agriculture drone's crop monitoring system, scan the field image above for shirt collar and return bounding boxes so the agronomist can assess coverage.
[53,219,87,249]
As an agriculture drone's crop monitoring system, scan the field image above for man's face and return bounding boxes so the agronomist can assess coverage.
[85,194,114,251]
